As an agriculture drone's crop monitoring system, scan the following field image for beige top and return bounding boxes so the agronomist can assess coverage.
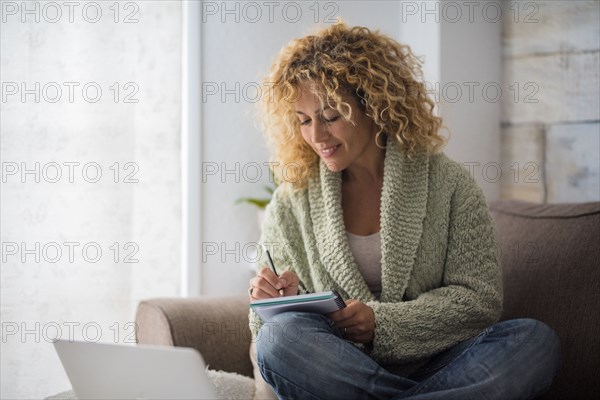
[346,231,382,299]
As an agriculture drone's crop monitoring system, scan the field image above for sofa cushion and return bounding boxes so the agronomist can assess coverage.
[490,201,600,400]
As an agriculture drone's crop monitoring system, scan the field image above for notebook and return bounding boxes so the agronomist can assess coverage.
[250,290,346,320]
[53,339,216,399]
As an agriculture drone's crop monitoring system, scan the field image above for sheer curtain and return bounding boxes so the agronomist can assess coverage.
[0,2,182,398]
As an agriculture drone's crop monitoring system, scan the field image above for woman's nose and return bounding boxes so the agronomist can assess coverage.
[310,120,330,143]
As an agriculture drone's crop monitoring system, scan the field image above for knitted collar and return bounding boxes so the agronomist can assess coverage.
[308,134,429,302]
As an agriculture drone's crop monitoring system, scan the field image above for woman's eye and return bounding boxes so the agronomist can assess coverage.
[299,119,311,126]
[324,115,340,123]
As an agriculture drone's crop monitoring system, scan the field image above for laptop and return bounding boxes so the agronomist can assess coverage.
[53,340,217,399]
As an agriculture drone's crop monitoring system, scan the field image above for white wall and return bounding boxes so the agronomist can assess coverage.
[399,0,502,200]
[0,2,182,398]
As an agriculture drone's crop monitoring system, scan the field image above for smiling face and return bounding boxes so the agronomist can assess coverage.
[294,81,382,174]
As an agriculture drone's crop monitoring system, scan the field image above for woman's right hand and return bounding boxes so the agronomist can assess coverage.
[248,267,300,300]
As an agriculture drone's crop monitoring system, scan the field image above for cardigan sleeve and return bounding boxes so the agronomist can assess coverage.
[248,198,280,339]
[248,186,306,339]
[366,174,503,365]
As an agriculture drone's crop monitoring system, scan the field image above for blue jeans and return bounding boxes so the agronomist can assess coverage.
[256,312,561,400]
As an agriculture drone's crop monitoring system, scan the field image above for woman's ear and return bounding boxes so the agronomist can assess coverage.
[355,88,367,110]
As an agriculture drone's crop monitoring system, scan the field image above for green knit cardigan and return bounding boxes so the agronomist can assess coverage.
[249,135,503,371]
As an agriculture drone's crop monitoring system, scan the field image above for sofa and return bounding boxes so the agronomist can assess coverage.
[135,200,600,400]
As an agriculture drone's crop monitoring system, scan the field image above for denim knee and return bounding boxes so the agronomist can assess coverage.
[255,312,332,366]
[500,318,562,390]
[526,319,561,373]
[507,319,560,360]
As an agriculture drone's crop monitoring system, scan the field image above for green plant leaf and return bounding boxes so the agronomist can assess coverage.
[234,165,278,209]
[234,197,271,209]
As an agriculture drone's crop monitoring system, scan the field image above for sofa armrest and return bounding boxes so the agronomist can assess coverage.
[135,295,253,378]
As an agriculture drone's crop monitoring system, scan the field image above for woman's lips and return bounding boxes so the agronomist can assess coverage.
[319,144,341,158]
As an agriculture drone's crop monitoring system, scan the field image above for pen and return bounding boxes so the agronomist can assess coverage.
[264,248,284,296]
[263,245,309,295]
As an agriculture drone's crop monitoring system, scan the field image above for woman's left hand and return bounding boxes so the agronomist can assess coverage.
[328,299,375,343]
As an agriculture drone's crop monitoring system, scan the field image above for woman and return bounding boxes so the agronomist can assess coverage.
[248,22,560,400]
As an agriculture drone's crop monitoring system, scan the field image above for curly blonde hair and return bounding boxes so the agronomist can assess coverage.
[259,21,446,189]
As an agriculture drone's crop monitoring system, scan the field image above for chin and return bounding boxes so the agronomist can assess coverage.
[322,159,344,172]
